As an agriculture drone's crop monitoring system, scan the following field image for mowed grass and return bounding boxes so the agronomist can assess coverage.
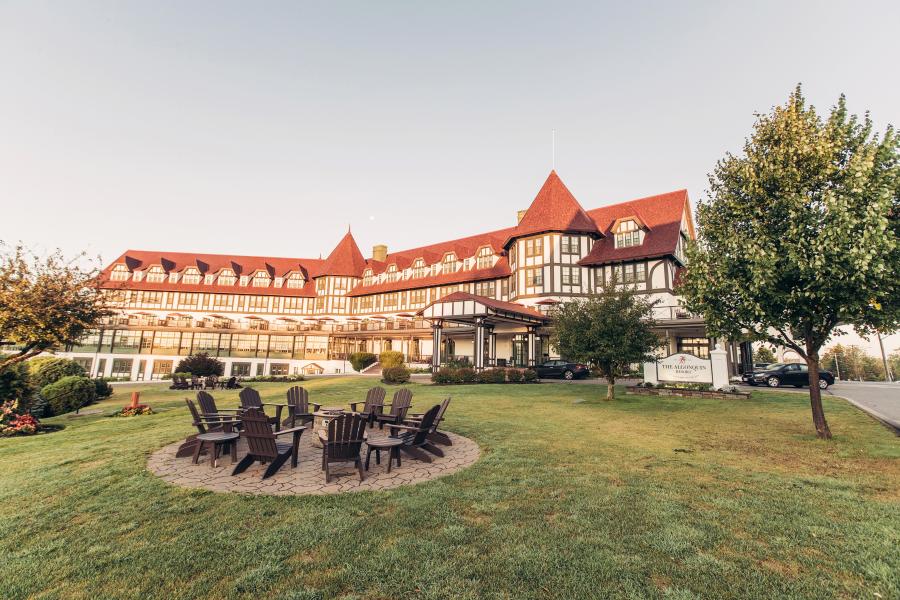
[1,378,898,600]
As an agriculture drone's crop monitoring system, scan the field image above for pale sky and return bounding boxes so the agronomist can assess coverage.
[1,1,897,355]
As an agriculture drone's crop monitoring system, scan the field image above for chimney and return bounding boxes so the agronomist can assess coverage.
[372,244,387,262]
[517,209,528,224]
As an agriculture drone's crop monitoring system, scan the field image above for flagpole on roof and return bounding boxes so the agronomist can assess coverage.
[552,129,556,170]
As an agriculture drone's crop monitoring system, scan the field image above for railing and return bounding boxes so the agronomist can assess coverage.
[652,305,701,321]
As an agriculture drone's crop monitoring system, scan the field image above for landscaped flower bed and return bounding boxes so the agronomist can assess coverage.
[626,385,751,400]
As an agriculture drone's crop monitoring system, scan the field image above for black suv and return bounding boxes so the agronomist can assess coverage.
[750,363,835,389]
[534,360,590,380]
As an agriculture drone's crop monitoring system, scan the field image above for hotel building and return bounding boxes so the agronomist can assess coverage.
[60,171,747,380]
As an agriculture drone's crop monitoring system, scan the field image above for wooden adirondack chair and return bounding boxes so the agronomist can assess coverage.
[281,386,321,428]
[196,391,241,427]
[231,408,305,479]
[319,413,367,483]
[405,396,452,446]
[239,387,285,431]
[348,386,386,427]
[223,376,240,389]
[388,403,444,463]
[190,375,203,390]
[375,388,412,430]
[204,375,218,389]
[170,375,189,390]
[175,399,240,458]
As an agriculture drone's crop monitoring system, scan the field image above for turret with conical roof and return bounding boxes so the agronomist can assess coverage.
[317,230,367,277]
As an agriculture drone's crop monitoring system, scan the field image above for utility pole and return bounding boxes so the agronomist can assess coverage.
[833,348,841,381]
[876,331,893,382]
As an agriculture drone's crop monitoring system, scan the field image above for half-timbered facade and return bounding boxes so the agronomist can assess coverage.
[60,171,739,380]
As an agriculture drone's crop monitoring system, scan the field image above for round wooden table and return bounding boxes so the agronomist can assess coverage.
[193,431,239,468]
[365,435,404,473]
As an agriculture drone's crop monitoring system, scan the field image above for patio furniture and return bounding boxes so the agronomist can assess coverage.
[387,403,443,463]
[375,388,413,430]
[239,387,286,431]
[176,399,240,458]
[190,375,203,390]
[193,431,239,468]
[282,386,321,429]
[348,386,386,427]
[365,434,403,473]
[204,375,218,389]
[232,408,305,479]
[222,376,240,389]
[319,413,367,483]
[405,396,452,446]
[170,375,189,390]
[196,391,242,425]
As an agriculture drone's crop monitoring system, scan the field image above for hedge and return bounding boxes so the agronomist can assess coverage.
[348,352,377,372]
[28,358,85,390]
[379,351,405,369]
[382,366,411,384]
[432,367,539,384]
[40,375,97,416]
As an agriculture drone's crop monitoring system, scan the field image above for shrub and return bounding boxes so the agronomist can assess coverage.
[348,352,377,372]
[379,351,404,369]
[0,401,41,436]
[477,368,507,384]
[28,357,85,390]
[506,369,524,383]
[174,353,224,377]
[0,362,34,407]
[456,367,476,383]
[523,369,538,383]
[382,366,411,384]
[244,375,305,383]
[40,375,96,416]
[432,368,456,384]
[28,394,50,418]
[93,378,113,399]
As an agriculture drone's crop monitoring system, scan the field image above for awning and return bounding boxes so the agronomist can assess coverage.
[534,299,561,306]
[418,291,550,326]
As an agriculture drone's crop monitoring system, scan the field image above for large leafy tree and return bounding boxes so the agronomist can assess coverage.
[551,276,660,400]
[0,244,110,371]
[679,87,899,439]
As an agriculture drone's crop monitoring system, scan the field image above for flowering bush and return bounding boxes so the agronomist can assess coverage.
[0,400,42,436]
[116,404,154,417]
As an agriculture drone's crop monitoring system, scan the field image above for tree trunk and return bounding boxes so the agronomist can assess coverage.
[606,377,615,401]
[805,345,832,440]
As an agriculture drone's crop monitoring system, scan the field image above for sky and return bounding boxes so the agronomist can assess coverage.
[1,1,898,356]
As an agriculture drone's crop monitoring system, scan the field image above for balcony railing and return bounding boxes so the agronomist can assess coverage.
[652,305,701,321]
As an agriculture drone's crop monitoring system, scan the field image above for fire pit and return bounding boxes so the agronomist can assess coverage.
[311,406,346,447]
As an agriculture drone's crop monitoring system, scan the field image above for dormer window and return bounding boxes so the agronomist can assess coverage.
[411,259,426,279]
[251,271,271,287]
[146,266,166,283]
[286,273,305,289]
[614,219,642,248]
[110,264,130,281]
[442,253,458,273]
[182,267,201,285]
[362,269,373,287]
[386,264,400,282]
[217,269,236,286]
[476,247,493,269]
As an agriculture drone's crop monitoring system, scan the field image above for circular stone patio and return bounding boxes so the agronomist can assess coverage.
[147,430,480,495]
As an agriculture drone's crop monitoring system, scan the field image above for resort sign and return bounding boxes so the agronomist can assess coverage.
[654,352,713,383]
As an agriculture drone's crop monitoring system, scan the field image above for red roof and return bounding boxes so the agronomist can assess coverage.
[418,291,549,321]
[579,189,690,266]
[318,231,367,277]
[348,257,511,297]
[505,170,599,247]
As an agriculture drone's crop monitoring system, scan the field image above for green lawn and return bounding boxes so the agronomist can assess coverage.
[1,378,897,599]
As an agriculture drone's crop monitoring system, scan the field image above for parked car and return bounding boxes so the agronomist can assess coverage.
[749,363,834,389]
[534,360,590,380]
[741,362,773,384]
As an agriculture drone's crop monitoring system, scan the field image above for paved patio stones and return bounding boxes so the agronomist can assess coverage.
[147,430,480,495]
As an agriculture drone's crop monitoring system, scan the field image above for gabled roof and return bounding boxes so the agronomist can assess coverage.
[505,170,600,247]
[417,291,549,323]
[579,189,690,266]
[318,231,367,277]
[347,257,511,297]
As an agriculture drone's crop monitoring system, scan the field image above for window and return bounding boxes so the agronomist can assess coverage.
[500,278,509,298]
[246,296,269,311]
[442,253,458,273]
[286,273,305,288]
[525,267,543,287]
[269,363,289,376]
[561,235,579,255]
[72,357,93,373]
[283,297,303,313]
[231,362,251,376]
[474,280,495,297]
[476,247,493,269]
[111,359,133,379]
[110,264,130,281]
[177,293,199,309]
[386,264,400,282]
[113,330,142,353]
[211,294,231,309]
[411,259,427,279]
[182,268,201,284]
[252,271,271,287]
[217,270,236,286]
[410,289,427,306]
[594,268,605,287]
[440,284,460,298]
[509,244,516,266]
[619,262,646,283]
[358,296,374,311]
[151,360,173,380]
[383,293,399,308]
[678,337,710,359]
[141,291,162,306]
[362,269,373,286]
[269,336,293,354]
[615,230,641,248]
[525,238,543,258]
[146,266,166,283]
[194,333,219,353]
[562,267,581,286]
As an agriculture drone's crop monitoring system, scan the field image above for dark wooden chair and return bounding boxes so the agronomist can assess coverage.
[196,391,241,426]
[175,399,240,458]
[388,403,444,463]
[319,413,367,483]
[282,386,321,428]
[405,396,452,446]
[204,375,218,389]
[190,375,203,390]
[232,408,305,479]
[223,376,240,389]
[170,375,189,390]
[349,386,386,427]
[239,387,285,431]
[375,388,412,430]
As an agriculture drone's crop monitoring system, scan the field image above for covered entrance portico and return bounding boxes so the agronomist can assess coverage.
[418,292,551,372]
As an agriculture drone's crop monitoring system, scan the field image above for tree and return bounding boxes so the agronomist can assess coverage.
[753,346,777,364]
[679,87,900,439]
[888,351,900,382]
[0,244,110,371]
[174,353,225,377]
[551,275,660,400]
[822,344,887,381]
